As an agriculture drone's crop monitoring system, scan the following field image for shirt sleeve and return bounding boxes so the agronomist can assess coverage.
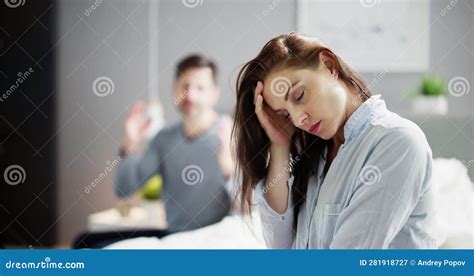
[254,175,296,249]
[114,134,162,198]
[329,128,433,249]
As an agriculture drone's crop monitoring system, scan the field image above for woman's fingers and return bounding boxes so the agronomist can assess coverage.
[254,81,265,121]
[253,81,263,105]
[255,94,272,129]
[253,81,293,144]
[254,94,266,123]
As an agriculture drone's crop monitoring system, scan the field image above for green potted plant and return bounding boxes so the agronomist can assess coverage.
[411,75,448,115]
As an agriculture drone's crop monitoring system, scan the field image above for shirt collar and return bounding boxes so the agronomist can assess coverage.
[343,94,386,145]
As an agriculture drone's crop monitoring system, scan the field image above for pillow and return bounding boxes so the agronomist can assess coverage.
[431,158,473,248]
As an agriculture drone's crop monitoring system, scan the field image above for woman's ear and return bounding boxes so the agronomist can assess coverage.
[319,50,338,79]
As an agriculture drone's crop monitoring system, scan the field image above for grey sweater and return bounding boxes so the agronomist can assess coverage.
[114,116,231,232]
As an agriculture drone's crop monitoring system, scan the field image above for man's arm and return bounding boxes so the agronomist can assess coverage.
[114,101,160,198]
[114,136,161,198]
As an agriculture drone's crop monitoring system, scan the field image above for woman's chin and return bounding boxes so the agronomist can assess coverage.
[305,130,329,140]
[316,129,333,140]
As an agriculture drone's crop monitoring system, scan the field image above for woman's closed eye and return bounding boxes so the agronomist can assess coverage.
[296,90,305,101]
[279,90,305,119]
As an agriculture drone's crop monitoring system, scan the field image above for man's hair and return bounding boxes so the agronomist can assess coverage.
[175,54,218,82]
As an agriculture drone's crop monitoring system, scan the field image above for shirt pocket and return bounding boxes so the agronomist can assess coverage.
[320,203,344,247]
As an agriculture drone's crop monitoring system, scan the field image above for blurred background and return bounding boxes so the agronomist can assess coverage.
[0,0,472,248]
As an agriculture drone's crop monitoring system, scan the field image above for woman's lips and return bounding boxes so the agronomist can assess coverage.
[309,121,321,134]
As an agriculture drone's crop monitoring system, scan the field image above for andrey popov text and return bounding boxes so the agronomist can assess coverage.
[360,259,466,267]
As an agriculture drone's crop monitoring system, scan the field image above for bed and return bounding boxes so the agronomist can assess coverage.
[105,158,473,249]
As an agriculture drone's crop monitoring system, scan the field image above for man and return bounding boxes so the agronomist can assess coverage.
[115,54,233,232]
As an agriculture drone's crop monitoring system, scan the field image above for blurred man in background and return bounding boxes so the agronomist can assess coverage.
[114,54,233,232]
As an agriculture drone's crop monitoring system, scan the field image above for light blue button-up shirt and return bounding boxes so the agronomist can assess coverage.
[255,95,437,249]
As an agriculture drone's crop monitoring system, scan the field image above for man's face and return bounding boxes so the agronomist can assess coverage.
[174,67,219,117]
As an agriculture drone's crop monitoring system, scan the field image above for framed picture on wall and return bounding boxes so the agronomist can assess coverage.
[297,0,430,72]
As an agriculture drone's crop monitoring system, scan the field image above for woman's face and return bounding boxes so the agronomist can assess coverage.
[261,63,351,140]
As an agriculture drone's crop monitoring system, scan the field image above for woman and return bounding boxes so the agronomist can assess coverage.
[232,32,436,249]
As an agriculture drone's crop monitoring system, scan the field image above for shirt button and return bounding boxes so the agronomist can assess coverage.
[281,216,285,220]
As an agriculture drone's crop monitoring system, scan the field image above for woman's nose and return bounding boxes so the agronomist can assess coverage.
[295,113,308,127]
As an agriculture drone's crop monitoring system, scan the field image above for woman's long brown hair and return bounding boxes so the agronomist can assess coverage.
[231,32,371,230]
